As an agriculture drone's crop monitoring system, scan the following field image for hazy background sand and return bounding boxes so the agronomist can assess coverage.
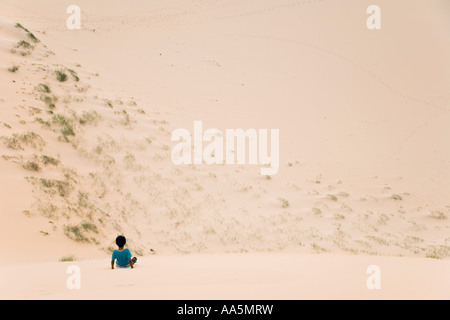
[0,0,449,299]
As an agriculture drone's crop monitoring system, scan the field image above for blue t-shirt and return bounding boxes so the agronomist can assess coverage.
[112,248,132,266]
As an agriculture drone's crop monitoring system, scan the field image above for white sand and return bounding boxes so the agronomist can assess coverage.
[1,254,449,300]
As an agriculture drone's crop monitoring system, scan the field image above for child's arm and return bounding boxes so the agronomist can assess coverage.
[111,260,115,269]
[129,258,134,269]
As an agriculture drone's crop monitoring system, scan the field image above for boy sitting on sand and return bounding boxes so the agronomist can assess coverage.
[111,235,138,269]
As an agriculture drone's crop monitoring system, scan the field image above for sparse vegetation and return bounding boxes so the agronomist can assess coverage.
[1,132,45,150]
[328,194,338,201]
[8,66,19,73]
[392,194,403,201]
[59,255,76,262]
[40,178,72,197]
[36,201,58,219]
[119,109,131,125]
[81,222,99,234]
[15,23,40,43]
[104,99,113,108]
[61,126,75,137]
[277,197,289,208]
[35,117,51,127]
[311,243,328,253]
[64,221,99,244]
[430,211,447,220]
[425,245,449,260]
[12,40,34,56]
[42,155,59,166]
[378,213,390,225]
[79,111,100,126]
[37,84,51,93]
[1,135,22,150]
[64,225,90,242]
[55,70,68,82]
[67,69,80,81]
[28,106,42,116]
[16,40,34,50]
[52,114,75,141]
[366,235,390,246]
[77,191,91,208]
[405,236,424,244]
[40,95,56,109]
[23,161,41,172]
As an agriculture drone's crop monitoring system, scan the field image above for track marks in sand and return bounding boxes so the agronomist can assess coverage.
[8,0,330,32]
[236,33,450,159]
[237,34,448,113]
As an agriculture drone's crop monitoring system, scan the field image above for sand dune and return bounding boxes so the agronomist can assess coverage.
[1,254,449,300]
[0,0,449,299]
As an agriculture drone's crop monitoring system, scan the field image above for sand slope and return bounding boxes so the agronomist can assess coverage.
[1,254,449,300]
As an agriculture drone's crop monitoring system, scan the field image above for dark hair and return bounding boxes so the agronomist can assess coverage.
[116,235,126,247]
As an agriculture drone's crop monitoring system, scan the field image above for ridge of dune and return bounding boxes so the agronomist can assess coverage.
[1,253,449,300]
